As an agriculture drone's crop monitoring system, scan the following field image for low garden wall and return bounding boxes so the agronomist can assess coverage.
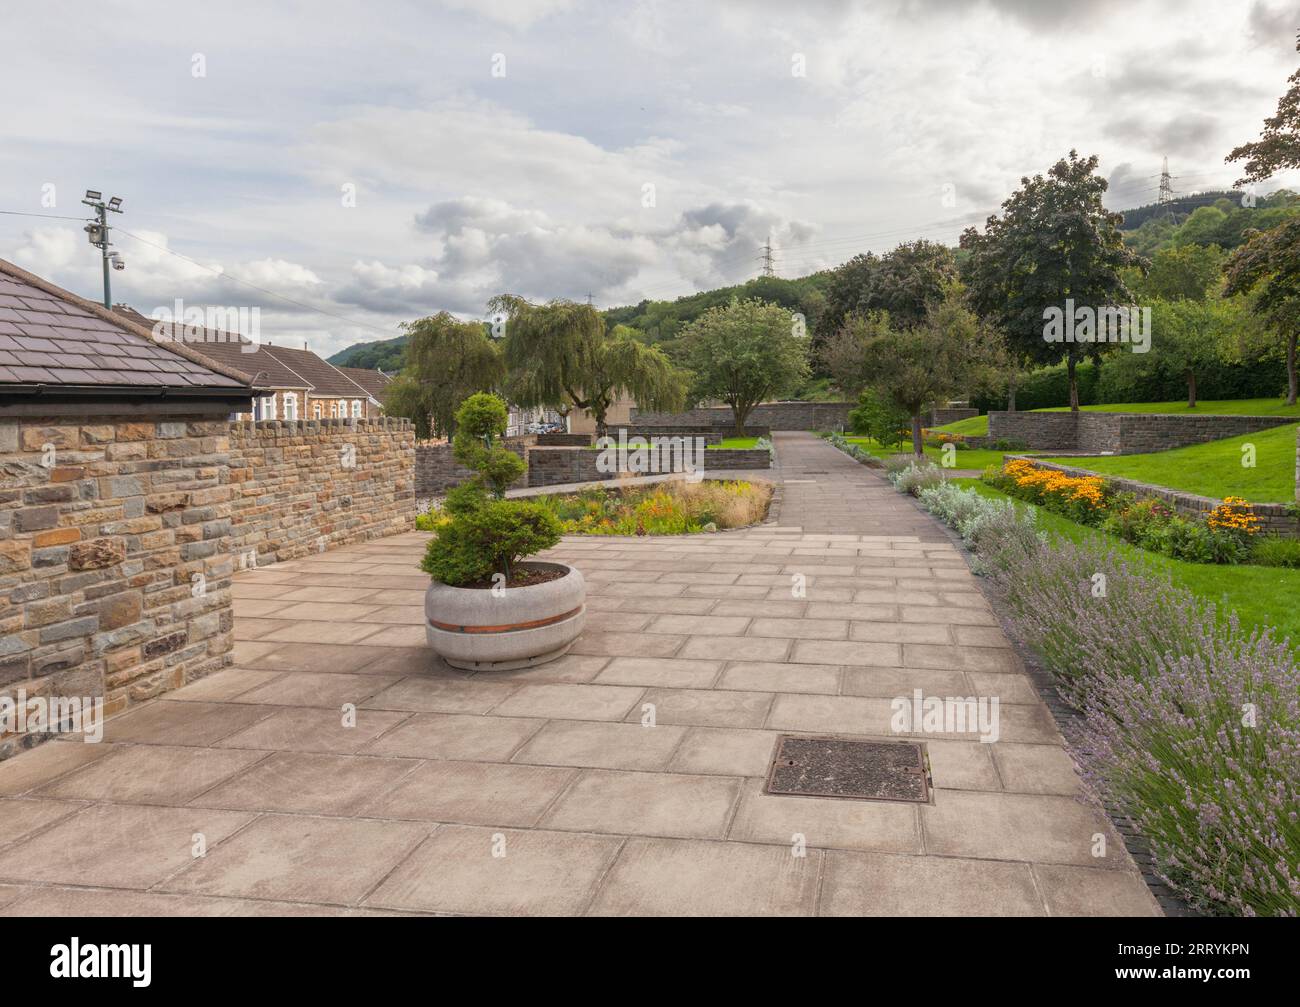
[535,433,592,446]
[630,401,852,431]
[610,425,770,445]
[415,434,534,497]
[527,446,771,488]
[987,410,1293,454]
[1009,456,1299,538]
[229,417,416,564]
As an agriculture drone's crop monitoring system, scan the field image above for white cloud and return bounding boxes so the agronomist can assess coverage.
[1,0,1296,357]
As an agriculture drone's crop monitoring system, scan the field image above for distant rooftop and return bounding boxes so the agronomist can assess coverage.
[114,305,377,399]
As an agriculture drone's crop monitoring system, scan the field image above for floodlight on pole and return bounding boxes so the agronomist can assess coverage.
[81,188,125,309]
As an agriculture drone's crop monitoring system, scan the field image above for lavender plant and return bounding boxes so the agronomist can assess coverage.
[907,477,1299,914]
[1073,621,1300,916]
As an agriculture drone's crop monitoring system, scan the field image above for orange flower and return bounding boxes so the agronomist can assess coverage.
[1206,496,1259,535]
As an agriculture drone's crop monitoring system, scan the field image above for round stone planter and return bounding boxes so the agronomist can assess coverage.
[424,562,586,671]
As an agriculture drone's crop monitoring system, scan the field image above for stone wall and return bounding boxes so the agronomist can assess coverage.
[930,407,978,427]
[536,433,592,446]
[987,410,1294,454]
[1009,456,1300,538]
[527,446,771,488]
[1,414,236,750]
[414,435,533,498]
[630,402,852,431]
[985,411,1083,450]
[612,425,771,444]
[229,417,415,564]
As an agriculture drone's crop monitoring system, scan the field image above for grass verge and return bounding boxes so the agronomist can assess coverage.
[1042,423,1298,503]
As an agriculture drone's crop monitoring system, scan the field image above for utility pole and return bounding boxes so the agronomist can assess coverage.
[81,189,124,308]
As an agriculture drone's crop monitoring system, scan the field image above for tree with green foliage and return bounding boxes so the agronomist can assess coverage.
[380,373,430,439]
[602,273,834,352]
[1225,218,1300,404]
[388,312,504,439]
[489,295,686,438]
[678,298,810,434]
[823,240,957,340]
[824,287,987,455]
[1228,34,1300,185]
[960,151,1137,411]
[1135,244,1225,302]
[421,393,560,587]
[1151,299,1233,408]
[847,389,910,449]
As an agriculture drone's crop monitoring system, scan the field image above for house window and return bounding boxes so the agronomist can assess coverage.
[313,402,322,419]
[351,400,362,418]
[256,394,276,421]
[284,393,298,421]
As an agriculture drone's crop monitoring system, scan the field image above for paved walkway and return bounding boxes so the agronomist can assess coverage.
[0,433,1159,916]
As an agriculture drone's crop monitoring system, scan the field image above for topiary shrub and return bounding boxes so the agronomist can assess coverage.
[451,392,525,498]
[422,394,561,586]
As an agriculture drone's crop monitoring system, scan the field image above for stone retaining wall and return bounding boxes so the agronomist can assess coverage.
[987,410,1293,453]
[229,417,415,565]
[415,435,534,497]
[527,446,771,488]
[1,414,237,746]
[535,433,592,446]
[630,402,852,431]
[1008,455,1299,538]
[930,407,978,426]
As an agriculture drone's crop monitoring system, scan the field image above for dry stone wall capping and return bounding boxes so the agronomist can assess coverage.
[986,410,1294,454]
[228,417,416,566]
[1,414,237,745]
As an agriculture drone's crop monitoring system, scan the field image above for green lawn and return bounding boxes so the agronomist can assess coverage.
[844,436,1007,471]
[1042,422,1299,503]
[1038,398,1300,417]
[713,436,761,449]
[931,398,1300,439]
[931,414,990,436]
[954,478,1300,646]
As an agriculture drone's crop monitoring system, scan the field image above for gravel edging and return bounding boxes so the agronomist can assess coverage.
[831,443,1202,917]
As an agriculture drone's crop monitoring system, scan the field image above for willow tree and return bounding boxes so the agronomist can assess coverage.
[488,295,686,436]
[398,311,504,438]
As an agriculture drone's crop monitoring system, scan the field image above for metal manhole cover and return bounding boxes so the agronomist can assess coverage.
[765,735,930,803]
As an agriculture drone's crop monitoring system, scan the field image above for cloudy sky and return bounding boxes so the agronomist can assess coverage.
[2,0,1298,357]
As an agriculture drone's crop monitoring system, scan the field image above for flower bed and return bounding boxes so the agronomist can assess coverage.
[894,476,1300,916]
[418,480,771,536]
[984,458,1265,566]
